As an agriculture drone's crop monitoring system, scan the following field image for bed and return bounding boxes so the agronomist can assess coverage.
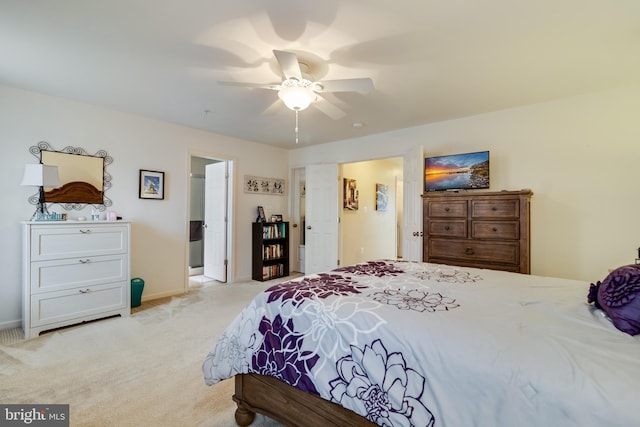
[203,260,640,426]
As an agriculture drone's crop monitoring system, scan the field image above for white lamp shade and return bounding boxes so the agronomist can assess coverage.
[278,85,316,111]
[21,164,61,188]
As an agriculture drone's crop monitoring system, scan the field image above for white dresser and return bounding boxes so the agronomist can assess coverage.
[22,221,131,339]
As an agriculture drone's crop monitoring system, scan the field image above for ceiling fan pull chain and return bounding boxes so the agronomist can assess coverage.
[295,109,299,144]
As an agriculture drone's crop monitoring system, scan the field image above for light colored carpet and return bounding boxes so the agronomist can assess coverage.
[0,277,297,426]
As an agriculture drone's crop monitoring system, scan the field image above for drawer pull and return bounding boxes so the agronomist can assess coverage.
[79,229,92,234]
[79,259,91,263]
[491,207,497,211]
[444,207,450,212]
[465,247,474,255]
[79,289,92,293]
[444,226,450,231]
[492,227,498,232]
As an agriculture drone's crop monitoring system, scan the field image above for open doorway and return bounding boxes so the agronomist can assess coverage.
[188,155,234,289]
[340,158,403,265]
[291,157,403,273]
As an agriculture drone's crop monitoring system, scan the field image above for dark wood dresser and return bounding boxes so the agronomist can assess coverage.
[422,189,533,273]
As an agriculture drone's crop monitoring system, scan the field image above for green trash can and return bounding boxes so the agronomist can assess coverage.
[131,278,145,308]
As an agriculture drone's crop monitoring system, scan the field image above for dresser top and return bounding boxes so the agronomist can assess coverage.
[422,189,533,198]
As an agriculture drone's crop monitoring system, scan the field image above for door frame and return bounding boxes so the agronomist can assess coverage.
[185,151,236,291]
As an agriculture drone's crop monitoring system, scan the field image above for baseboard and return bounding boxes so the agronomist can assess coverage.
[0,319,21,331]
[233,275,252,283]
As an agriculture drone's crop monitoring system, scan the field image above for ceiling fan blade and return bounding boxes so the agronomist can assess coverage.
[312,95,346,120]
[273,50,302,81]
[218,81,281,90]
[316,78,374,94]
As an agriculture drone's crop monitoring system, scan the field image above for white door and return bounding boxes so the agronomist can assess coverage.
[305,164,339,274]
[204,161,227,282]
[402,145,424,262]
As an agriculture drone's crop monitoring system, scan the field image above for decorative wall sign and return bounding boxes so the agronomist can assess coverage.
[343,178,358,211]
[376,183,389,211]
[244,175,285,195]
[139,170,165,200]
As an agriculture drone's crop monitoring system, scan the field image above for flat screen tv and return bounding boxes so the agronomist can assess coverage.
[424,151,490,192]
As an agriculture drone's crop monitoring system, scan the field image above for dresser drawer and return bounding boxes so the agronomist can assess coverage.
[31,225,129,260]
[30,282,127,327]
[427,200,468,217]
[471,221,519,240]
[471,199,520,219]
[428,239,519,265]
[30,254,128,294]
[427,220,467,237]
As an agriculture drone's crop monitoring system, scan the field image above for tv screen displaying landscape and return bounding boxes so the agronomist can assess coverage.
[424,151,490,191]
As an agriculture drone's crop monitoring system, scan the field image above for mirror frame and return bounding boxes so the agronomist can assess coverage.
[28,141,113,211]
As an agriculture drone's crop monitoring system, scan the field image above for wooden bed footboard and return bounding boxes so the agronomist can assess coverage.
[233,374,378,427]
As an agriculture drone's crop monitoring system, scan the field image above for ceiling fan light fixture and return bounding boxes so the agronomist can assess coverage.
[278,81,316,111]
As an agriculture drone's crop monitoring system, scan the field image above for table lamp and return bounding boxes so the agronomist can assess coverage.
[21,164,61,220]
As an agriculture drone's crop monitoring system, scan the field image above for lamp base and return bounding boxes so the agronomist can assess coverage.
[30,202,54,221]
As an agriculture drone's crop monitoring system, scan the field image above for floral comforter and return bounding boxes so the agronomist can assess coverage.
[203,260,640,427]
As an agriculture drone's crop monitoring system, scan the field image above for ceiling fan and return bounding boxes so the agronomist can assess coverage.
[220,50,374,143]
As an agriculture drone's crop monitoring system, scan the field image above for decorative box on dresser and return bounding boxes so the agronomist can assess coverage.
[422,190,533,273]
[22,221,131,339]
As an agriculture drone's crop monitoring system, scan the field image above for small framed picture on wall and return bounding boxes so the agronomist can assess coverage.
[139,170,165,200]
[376,183,389,211]
[343,178,359,211]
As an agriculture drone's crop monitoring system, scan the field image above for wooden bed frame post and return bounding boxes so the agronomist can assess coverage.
[232,375,255,426]
[232,373,378,427]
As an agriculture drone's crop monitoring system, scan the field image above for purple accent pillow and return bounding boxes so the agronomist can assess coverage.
[588,264,640,335]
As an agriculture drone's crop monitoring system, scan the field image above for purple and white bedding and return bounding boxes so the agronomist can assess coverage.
[203,260,640,427]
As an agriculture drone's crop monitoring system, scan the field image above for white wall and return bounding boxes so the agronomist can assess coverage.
[0,84,288,329]
[341,159,400,265]
[290,85,640,282]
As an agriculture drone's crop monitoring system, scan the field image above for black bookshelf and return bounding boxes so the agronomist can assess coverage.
[252,222,289,281]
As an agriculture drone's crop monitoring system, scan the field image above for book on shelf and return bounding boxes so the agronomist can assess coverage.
[262,263,284,280]
[263,243,283,260]
[262,223,287,239]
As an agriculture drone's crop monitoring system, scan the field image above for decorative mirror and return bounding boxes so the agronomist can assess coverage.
[28,141,113,211]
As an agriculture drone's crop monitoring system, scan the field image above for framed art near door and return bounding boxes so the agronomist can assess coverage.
[376,183,389,211]
[343,178,358,211]
[139,170,165,200]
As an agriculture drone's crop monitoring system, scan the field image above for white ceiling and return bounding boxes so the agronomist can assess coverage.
[2,0,639,148]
